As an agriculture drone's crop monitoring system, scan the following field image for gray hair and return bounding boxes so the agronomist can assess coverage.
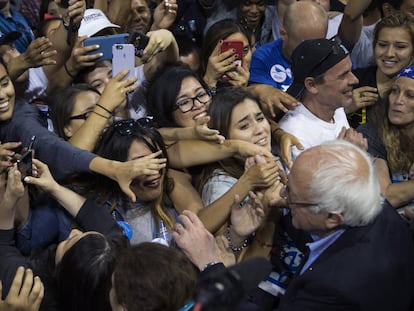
[307,140,382,227]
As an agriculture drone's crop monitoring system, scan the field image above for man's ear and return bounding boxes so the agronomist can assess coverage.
[303,77,318,94]
[326,212,344,230]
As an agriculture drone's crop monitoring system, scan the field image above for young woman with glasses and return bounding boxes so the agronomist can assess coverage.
[50,70,137,151]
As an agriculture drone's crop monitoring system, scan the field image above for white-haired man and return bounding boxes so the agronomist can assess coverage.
[277,140,414,310]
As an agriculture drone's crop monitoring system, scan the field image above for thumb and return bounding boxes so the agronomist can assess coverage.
[231,194,241,211]
[195,115,210,125]
[337,127,346,139]
[120,184,137,202]
[293,139,304,151]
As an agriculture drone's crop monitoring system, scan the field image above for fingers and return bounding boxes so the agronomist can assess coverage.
[120,183,137,202]
[19,268,34,298]
[231,194,241,209]
[337,126,347,139]
[30,276,44,309]
[8,266,25,297]
[181,210,203,226]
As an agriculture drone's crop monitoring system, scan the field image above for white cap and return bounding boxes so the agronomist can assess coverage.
[78,9,120,37]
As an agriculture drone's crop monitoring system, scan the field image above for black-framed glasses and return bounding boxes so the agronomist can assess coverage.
[114,116,154,135]
[175,91,211,113]
[281,185,319,208]
[69,111,92,120]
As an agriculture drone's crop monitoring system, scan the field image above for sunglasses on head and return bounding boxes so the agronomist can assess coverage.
[113,117,155,135]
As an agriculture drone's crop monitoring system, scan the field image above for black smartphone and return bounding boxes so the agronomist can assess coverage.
[17,149,33,181]
[128,32,150,57]
[60,0,69,8]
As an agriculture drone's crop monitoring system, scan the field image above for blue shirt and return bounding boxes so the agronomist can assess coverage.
[300,229,345,275]
[249,38,293,91]
[0,8,34,53]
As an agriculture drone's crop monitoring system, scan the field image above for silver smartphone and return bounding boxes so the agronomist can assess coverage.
[112,43,135,80]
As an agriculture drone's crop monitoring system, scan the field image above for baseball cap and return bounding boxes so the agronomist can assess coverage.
[287,38,349,99]
[0,30,21,46]
[78,9,120,37]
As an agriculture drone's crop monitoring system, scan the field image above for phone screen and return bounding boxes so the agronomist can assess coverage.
[17,150,33,180]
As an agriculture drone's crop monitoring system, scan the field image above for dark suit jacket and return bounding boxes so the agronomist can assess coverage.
[278,204,414,311]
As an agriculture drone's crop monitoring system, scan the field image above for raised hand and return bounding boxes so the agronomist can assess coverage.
[235,140,274,160]
[173,210,220,271]
[114,150,167,202]
[141,29,175,63]
[0,165,24,229]
[337,127,368,151]
[345,87,378,114]
[203,41,238,88]
[0,267,44,311]
[241,159,280,189]
[65,36,103,77]
[152,0,178,30]
[248,84,300,117]
[21,37,57,69]
[0,141,21,172]
[230,192,265,237]
[23,159,59,194]
[275,130,304,169]
[226,63,249,87]
[66,0,86,27]
[99,69,138,112]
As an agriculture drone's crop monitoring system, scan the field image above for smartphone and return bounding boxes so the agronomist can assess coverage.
[60,0,69,8]
[17,149,33,181]
[128,32,150,57]
[84,33,129,62]
[220,40,244,82]
[112,44,135,80]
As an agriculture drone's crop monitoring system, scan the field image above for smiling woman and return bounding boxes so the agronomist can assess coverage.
[351,12,414,127]
[81,119,176,246]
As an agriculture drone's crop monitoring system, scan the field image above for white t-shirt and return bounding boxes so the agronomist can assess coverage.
[201,169,237,206]
[25,67,48,103]
[279,104,350,160]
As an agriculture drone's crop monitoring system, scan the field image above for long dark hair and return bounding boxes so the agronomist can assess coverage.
[201,19,252,76]
[147,63,209,128]
[49,84,100,140]
[199,87,263,190]
[86,120,175,228]
[55,234,117,311]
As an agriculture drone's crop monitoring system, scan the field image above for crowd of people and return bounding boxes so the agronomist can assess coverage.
[0,0,414,310]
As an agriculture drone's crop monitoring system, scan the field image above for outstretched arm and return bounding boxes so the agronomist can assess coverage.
[338,0,372,51]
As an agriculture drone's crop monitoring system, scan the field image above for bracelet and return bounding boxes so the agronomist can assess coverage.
[202,261,222,272]
[92,111,111,119]
[95,103,112,116]
[226,225,254,252]
[64,62,76,79]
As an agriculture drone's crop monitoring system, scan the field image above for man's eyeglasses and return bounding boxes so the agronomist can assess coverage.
[281,185,319,208]
[175,91,211,113]
[69,111,92,120]
[114,116,154,135]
